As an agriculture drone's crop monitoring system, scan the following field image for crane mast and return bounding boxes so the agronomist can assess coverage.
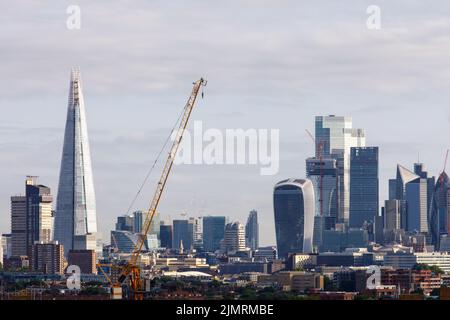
[117,78,207,290]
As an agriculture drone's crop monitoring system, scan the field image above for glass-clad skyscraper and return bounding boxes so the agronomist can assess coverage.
[245,210,259,250]
[406,177,428,233]
[273,179,315,258]
[203,216,226,253]
[393,165,419,229]
[54,68,98,256]
[306,157,339,229]
[349,147,379,228]
[430,172,450,247]
[172,220,194,251]
[159,224,173,249]
[315,116,365,224]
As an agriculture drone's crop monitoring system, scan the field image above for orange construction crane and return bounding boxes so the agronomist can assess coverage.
[103,78,207,300]
[305,129,325,217]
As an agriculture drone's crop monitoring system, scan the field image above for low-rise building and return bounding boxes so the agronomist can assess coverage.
[316,291,357,300]
[382,269,442,294]
[384,252,450,273]
[288,253,317,270]
[254,246,277,262]
[219,262,269,275]
[291,273,324,292]
[257,271,323,292]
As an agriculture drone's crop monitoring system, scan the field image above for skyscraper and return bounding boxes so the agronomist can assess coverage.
[414,163,436,223]
[159,224,173,249]
[11,177,53,257]
[172,220,193,251]
[189,217,203,250]
[133,210,160,237]
[388,179,397,200]
[306,157,339,229]
[273,179,315,258]
[25,177,53,249]
[315,115,365,224]
[406,178,428,233]
[11,196,27,257]
[384,199,401,231]
[203,216,226,252]
[115,215,134,232]
[222,222,246,253]
[430,172,450,247]
[245,210,259,250]
[349,147,379,228]
[393,165,420,229]
[54,68,98,256]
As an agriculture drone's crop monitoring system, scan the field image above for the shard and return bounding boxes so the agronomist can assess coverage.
[54,68,98,256]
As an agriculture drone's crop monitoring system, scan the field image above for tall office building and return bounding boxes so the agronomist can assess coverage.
[273,179,315,258]
[392,165,420,229]
[384,199,401,231]
[25,177,53,249]
[55,68,98,256]
[222,222,246,253]
[394,165,419,199]
[159,224,173,249]
[189,217,203,249]
[306,157,339,229]
[133,210,160,238]
[430,172,450,247]
[116,215,134,232]
[388,179,397,200]
[11,196,27,257]
[315,115,365,224]
[203,216,226,252]
[115,211,160,240]
[11,177,53,257]
[349,147,379,228]
[245,210,259,250]
[405,178,428,233]
[172,220,193,251]
[414,163,436,217]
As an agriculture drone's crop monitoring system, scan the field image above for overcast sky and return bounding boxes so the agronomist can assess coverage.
[1,1,450,245]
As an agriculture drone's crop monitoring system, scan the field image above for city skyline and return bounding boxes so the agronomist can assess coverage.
[2,1,450,246]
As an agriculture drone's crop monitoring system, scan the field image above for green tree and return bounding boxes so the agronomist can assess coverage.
[413,263,444,275]
[239,286,258,300]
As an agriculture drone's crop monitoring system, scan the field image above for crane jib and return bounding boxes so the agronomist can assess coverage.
[116,79,206,291]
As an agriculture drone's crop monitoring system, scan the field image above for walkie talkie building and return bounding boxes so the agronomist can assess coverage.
[273,178,315,258]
